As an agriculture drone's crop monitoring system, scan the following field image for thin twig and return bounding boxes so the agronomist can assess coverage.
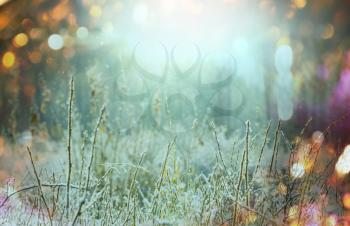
[66,75,74,219]
[27,146,53,226]
[123,152,145,225]
[0,183,79,209]
[72,106,105,226]
[269,120,281,175]
[244,120,250,206]
[151,137,177,215]
[254,121,271,176]
[210,122,227,171]
[79,131,88,194]
[232,135,248,226]
[223,200,279,226]
[87,105,106,192]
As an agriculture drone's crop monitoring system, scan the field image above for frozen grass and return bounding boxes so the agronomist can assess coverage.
[0,78,344,226]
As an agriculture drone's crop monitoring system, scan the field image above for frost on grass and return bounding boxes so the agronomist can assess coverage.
[0,80,345,226]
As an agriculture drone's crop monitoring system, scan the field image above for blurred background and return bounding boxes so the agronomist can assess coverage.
[0,0,350,148]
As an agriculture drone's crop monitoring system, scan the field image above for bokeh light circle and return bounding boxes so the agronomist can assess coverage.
[343,193,350,209]
[335,145,350,176]
[76,26,89,39]
[48,34,64,50]
[13,33,29,48]
[2,51,16,68]
[275,45,293,72]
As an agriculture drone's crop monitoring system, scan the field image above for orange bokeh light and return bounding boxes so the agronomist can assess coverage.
[2,51,16,68]
[293,0,307,9]
[343,193,350,209]
[13,33,29,48]
[28,51,42,64]
[0,136,4,157]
